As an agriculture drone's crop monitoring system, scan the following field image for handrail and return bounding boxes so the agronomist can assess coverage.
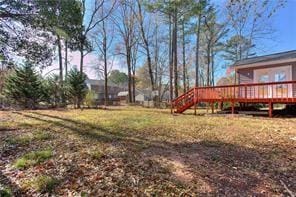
[172,80,296,113]
[197,80,296,89]
[172,87,195,103]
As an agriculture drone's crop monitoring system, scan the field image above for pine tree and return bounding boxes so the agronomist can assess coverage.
[4,63,42,109]
[65,68,87,109]
[41,75,61,108]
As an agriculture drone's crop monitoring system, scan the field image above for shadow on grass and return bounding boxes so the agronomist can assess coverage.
[15,111,155,149]
[102,107,172,115]
[11,111,295,195]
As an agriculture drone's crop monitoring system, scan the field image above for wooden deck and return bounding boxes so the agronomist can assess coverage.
[172,80,296,117]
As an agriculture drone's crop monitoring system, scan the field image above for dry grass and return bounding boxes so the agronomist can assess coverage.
[0,107,295,196]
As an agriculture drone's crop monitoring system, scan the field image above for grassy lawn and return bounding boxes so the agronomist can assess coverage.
[0,106,295,196]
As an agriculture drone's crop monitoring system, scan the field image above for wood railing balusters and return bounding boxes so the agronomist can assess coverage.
[172,81,296,113]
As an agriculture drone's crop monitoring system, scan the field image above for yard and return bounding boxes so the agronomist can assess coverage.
[0,107,295,196]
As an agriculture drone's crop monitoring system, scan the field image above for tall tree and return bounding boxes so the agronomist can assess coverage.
[94,4,115,107]
[191,0,207,87]
[0,0,54,68]
[113,0,138,103]
[131,41,139,102]
[135,0,154,90]
[222,35,253,63]
[65,68,87,109]
[4,62,42,109]
[203,5,228,86]
[148,0,188,99]
[78,0,115,73]
[225,0,285,62]
[37,0,83,105]
[108,70,128,86]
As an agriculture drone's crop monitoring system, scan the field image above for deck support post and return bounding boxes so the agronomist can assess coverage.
[231,101,235,115]
[269,102,273,118]
[219,102,223,110]
[194,88,197,115]
[211,102,214,114]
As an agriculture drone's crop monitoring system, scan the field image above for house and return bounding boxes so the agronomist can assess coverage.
[118,88,169,105]
[172,50,296,117]
[234,50,296,100]
[117,89,153,103]
[85,79,126,105]
[235,50,296,96]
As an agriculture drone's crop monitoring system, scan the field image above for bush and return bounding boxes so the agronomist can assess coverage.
[5,131,51,145]
[84,90,97,108]
[5,135,32,145]
[23,175,58,193]
[14,149,52,169]
[0,185,12,197]
[41,75,62,107]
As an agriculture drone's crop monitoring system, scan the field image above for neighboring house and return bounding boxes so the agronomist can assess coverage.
[117,89,153,103]
[85,79,126,104]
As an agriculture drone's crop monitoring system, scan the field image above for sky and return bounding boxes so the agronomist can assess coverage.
[44,0,296,81]
[257,0,296,55]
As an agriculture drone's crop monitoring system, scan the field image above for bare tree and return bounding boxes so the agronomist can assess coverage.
[225,0,285,61]
[135,0,155,91]
[131,41,139,103]
[181,17,187,93]
[94,5,115,107]
[79,0,115,73]
[172,4,178,98]
[113,0,138,103]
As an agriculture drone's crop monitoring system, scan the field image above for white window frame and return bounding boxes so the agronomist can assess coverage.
[254,65,292,98]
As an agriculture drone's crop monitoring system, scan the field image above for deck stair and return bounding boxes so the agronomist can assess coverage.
[172,88,197,113]
[172,88,221,113]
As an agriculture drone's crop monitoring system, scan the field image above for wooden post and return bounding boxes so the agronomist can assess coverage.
[231,101,235,115]
[194,88,197,115]
[269,102,273,118]
[234,69,237,85]
[219,102,223,110]
[211,102,214,114]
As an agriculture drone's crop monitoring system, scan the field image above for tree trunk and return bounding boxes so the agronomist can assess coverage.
[104,74,108,107]
[207,43,211,86]
[80,35,84,73]
[77,97,80,109]
[137,0,154,90]
[103,20,108,107]
[169,14,173,103]
[195,15,201,87]
[65,40,68,77]
[172,7,178,98]
[127,49,132,103]
[182,19,186,93]
[57,35,63,106]
[132,69,136,103]
[154,18,159,103]
[80,48,84,73]
[211,48,214,86]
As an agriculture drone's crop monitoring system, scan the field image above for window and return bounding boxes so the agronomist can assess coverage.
[258,74,269,83]
[275,71,286,82]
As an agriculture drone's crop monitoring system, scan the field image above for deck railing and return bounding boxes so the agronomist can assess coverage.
[172,80,296,112]
[196,80,296,102]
